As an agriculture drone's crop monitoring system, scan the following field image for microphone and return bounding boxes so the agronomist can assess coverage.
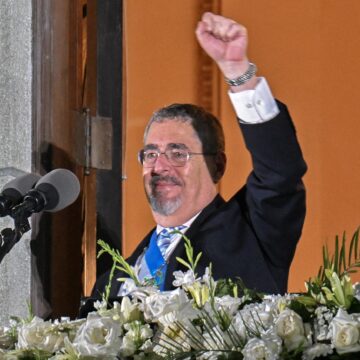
[11,169,80,217]
[0,173,41,217]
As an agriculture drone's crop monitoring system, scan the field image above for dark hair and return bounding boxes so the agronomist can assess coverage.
[144,103,226,183]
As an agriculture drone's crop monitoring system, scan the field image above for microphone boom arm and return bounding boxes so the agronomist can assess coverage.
[0,206,32,265]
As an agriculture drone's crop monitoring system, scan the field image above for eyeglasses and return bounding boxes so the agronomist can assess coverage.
[138,148,217,167]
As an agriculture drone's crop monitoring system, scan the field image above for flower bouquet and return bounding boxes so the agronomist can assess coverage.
[1,228,360,359]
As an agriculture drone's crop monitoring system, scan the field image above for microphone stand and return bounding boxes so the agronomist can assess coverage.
[0,209,31,265]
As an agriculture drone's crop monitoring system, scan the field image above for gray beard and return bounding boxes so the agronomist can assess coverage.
[147,192,182,216]
[145,175,183,216]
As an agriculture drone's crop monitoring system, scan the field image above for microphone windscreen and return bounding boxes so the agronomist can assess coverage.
[2,173,41,201]
[35,169,80,212]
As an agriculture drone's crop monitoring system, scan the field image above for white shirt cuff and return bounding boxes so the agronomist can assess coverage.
[228,77,280,124]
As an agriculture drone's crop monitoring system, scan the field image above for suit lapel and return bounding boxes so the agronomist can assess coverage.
[127,229,155,265]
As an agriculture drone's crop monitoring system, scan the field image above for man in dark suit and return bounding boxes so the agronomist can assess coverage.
[93,12,306,298]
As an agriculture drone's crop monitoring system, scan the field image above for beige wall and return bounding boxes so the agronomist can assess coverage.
[123,0,360,292]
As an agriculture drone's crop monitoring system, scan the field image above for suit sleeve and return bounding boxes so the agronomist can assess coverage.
[238,100,307,269]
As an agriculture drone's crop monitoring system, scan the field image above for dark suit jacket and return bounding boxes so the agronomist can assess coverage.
[93,101,307,297]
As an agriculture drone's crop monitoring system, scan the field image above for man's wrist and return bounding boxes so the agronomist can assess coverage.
[218,59,250,79]
[225,63,257,87]
[218,59,258,91]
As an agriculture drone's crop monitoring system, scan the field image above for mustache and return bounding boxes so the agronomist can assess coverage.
[150,175,182,187]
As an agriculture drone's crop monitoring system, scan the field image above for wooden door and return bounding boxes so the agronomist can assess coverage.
[32,0,123,318]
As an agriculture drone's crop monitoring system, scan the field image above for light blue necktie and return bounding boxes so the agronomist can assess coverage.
[157,226,186,257]
[157,227,173,257]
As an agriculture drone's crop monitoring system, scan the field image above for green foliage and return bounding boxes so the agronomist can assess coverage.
[279,346,305,360]
[4,349,53,359]
[297,227,360,310]
[174,231,202,275]
[97,239,141,301]
[348,297,360,314]
[103,261,117,303]
[319,228,360,281]
[288,299,313,323]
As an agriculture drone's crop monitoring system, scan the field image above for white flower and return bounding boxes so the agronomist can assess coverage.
[232,313,248,340]
[242,336,281,360]
[130,285,161,303]
[301,343,333,360]
[232,300,277,340]
[93,299,108,311]
[214,295,242,315]
[119,277,139,296]
[143,288,188,322]
[275,309,307,351]
[120,296,143,323]
[313,306,334,341]
[140,338,153,352]
[201,266,213,286]
[120,321,153,357]
[17,316,66,353]
[329,308,360,355]
[172,269,196,287]
[157,299,198,328]
[71,313,122,357]
[120,334,137,357]
[97,297,142,325]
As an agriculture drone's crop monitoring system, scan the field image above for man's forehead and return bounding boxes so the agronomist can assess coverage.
[144,119,201,147]
[145,118,192,134]
[143,143,189,150]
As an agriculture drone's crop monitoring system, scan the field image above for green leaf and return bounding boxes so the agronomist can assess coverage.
[97,239,141,288]
[174,232,202,274]
[294,295,317,308]
[289,296,316,322]
[194,252,202,269]
[355,228,359,261]
[339,232,347,274]
[322,286,336,305]
[348,227,360,275]
[334,235,339,274]
[176,257,192,271]
[103,261,117,303]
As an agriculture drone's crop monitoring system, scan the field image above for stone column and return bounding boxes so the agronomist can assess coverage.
[0,0,35,325]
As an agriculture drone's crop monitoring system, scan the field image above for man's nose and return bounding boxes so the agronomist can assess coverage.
[153,152,172,172]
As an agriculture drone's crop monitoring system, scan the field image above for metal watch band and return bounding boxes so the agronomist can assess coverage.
[225,63,257,87]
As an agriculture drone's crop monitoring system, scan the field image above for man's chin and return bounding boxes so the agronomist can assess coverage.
[149,196,182,216]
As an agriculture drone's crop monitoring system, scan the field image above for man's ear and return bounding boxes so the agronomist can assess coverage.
[211,152,227,184]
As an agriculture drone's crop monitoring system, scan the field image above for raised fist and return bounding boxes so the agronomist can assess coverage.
[195,12,250,80]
